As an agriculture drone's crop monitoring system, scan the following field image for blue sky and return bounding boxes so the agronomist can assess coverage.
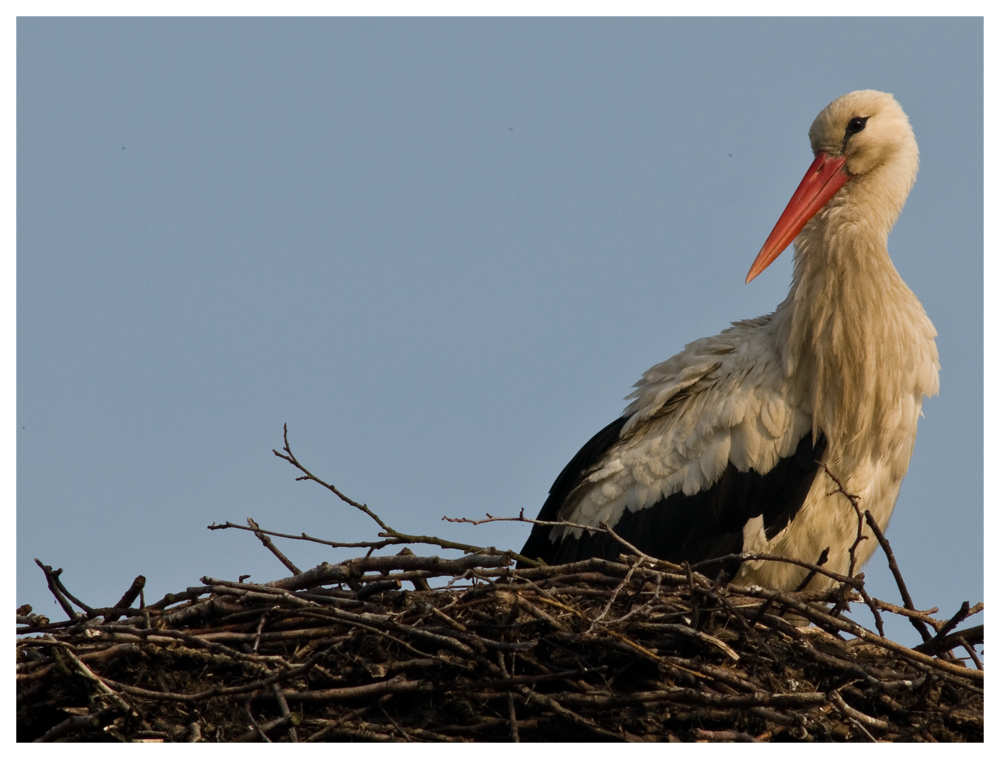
[16,17,983,648]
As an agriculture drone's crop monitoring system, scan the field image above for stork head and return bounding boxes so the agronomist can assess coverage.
[808,90,918,180]
[746,90,919,283]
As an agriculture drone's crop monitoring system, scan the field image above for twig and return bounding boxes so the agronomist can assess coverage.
[913,624,984,658]
[273,424,391,532]
[271,684,298,742]
[243,700,273,743]
[817,462,867,580]
[934,602,973,641]
[959,636,984,671]
[247,518,302,575]
[303,697,391,742]
[863,511,934,643]
[830,690,889,732]
[34,713,104,743]
[693,728,761,742]
[794,547,830,592]
[271,425,536,565]
[208,521,403,552]
[692,550,850,586]
[33,560,83,620]
[495,651,520,743]
[812,465,887,635]
[105,576,146,623]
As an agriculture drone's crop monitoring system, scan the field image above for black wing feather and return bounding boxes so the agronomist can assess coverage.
[518,416,628,563]
[519,419,827,574]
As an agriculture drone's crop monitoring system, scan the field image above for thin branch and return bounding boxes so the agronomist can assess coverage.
[208,520,404,551]
[33,560,81,621]
[863,510,934,644]
[273,424,391,530]
[806,465,888,636]
[816,461,867,580]
[270,425,539,566]
[247,517,302,575]
[105,576,146,623]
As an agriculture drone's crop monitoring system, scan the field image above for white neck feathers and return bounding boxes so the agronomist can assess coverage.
[774,206,938,472]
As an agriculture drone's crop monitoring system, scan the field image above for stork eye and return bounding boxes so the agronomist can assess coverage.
[846,116,868,136]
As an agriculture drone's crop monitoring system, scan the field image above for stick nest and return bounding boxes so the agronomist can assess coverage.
[17,429,983,742]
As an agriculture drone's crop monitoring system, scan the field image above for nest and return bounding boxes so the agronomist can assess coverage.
[17,429,984,743]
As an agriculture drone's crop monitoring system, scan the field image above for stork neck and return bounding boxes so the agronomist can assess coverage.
[792,202,896,299]
[773,204,917,460]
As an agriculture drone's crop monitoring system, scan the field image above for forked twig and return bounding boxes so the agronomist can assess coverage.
[815,464,886,636]
[271,424,536,565]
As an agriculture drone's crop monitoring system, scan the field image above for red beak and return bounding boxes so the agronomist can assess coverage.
[745,151,851,283]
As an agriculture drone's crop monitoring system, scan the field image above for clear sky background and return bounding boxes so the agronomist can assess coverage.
[16,17,983,649]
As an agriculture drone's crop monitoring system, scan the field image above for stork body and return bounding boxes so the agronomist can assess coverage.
[519,91,939,590]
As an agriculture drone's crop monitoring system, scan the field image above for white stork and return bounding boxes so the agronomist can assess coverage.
[519,90,939,590]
